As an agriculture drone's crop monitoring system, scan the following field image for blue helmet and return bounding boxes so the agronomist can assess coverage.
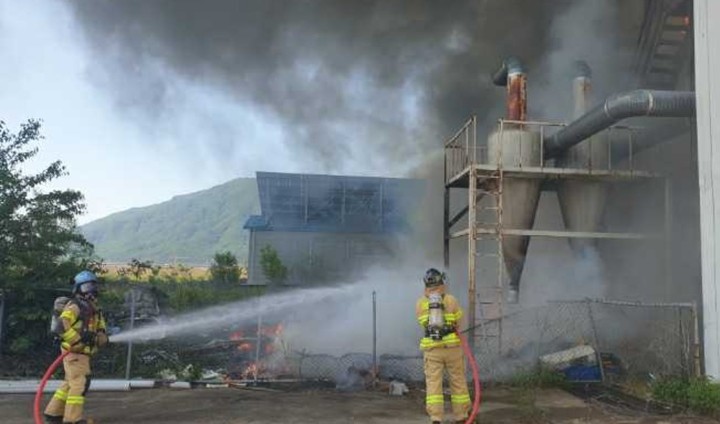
[73,270,98,296]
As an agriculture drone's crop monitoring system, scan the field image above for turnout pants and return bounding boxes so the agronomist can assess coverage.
[45,352,91,423]
[423,346,470,422]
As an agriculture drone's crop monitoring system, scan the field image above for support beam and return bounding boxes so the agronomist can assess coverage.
[444,189,450,269]
[448,205,470,229]
[695,0,720,379]
[467,170,477,351]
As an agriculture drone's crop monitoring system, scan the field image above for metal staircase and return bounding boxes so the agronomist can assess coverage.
[635,0,693,89]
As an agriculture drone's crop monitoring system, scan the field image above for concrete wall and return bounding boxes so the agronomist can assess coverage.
[694,0,720,379]
[247,231,399,285]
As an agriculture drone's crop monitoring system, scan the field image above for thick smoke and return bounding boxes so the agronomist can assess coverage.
[67,0,702,363]
[67,0,564,177]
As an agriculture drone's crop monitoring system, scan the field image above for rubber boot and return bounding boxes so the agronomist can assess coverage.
[43,414,63,424]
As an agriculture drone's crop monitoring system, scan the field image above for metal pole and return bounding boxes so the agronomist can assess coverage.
[586,300,605,382]
[444,189,450,270]
[0,290,5,357]
[254,314,262,384]
[664,177,673,300]
[468,167,477,352]
[372,291,377,377]
[691,302,702,378]
[125,291,136,380]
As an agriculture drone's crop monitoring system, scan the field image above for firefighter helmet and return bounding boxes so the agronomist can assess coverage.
[423,268,445,287]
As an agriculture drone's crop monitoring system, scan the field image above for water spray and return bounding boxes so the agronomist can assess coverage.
[111,284,361,343]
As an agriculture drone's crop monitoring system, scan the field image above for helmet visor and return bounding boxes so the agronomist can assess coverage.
[424,271,445,287]
[78,281,99,296]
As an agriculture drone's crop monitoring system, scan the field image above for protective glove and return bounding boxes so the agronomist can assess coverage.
[96,331,109,347]
[80,331,97,346]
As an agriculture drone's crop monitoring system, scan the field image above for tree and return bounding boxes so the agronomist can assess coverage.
[210,251,241,283]
[0,119,92,284]
[126,258,155,281]
[259,245,287,285]
[0,119,96,356]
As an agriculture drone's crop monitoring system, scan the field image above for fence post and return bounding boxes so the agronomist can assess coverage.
[372,290,377,378]
[585,300,605,382]
[692,302,702,377]
[254,314,262,384]
[0,290,5,357]
[125,290,136,380]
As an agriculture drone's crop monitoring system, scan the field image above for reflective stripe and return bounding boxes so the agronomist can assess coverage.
[425,394,444,405]
[66,395,85,405]
[419,334,461,350]
[53,389,68,401]
[61,328,80,343]
[59,309,77,321]
[451,394,471,404]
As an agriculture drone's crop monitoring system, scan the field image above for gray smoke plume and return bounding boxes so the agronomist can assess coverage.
[67,0,566,176]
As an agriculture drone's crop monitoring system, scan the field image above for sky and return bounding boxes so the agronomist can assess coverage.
[0,0,308,223]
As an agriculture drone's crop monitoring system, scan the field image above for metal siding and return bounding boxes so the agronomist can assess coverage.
[695,0,720,379]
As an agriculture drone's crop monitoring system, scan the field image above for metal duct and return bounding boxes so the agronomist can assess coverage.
[492,56,527,121]
[544,90,696,157]
[557,61,609,256]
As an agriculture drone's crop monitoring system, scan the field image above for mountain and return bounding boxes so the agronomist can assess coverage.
[81,178,259,265]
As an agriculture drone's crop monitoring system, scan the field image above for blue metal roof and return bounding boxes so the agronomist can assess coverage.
[243,215,269,230]
[244,172,422,234]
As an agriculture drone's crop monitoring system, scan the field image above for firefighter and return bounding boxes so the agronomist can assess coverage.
[44,270,108,424]
[416,268,471,424]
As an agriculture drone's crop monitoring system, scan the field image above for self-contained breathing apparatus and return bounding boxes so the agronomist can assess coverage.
[425,292,455,340]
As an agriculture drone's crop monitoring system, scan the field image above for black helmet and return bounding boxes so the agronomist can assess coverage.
[423,268,445,287]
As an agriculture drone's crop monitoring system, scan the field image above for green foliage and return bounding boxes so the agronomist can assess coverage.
[509,367,568,389]
[259,245,287,284]
[209,251,241,283]
[80,178,259,264]
[652,378,720,416]
[0,119,96,356]
[0,119,93,284]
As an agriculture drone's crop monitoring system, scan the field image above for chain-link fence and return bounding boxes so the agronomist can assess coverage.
[2,292,698,387]
[201,299,698,385]
[469,299,699,383]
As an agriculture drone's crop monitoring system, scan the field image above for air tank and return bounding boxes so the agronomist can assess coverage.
[556,61,609,255]
[487,129,542,304]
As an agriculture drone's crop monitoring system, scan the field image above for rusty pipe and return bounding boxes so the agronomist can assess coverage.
[492,57,527,121]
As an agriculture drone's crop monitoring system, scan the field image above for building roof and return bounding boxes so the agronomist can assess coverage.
[243,171,422,234]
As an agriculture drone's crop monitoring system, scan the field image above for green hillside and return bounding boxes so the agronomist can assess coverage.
[81,178,259,265]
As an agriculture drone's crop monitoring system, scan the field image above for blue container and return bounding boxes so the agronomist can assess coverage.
[563,365,601,382]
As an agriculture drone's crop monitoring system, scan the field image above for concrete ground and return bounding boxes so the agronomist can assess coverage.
[1,386,717,424]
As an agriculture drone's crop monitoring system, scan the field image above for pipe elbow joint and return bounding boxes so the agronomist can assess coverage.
[491,56,524,86]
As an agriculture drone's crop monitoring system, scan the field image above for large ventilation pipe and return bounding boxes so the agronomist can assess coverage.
[556,61,609,256]
[544,90,696,158]
[491,56,527,122]
[488,57,541,304]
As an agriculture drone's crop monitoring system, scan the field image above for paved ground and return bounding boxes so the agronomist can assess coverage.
[1,386,717,424]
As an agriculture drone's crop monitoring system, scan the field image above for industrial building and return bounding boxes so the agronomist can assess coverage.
[243,172,422,285]
[438,0,720,379]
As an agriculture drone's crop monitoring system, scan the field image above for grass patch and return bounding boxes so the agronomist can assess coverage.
[651,377,720,417]
[509,367,569,390]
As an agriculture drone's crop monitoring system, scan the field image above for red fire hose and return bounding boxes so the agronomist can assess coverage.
[34,351,70,424]
[458,332,482,424]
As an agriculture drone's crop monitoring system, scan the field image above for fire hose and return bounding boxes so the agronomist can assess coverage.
[458,331,482,424]
[34,350,70,424]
